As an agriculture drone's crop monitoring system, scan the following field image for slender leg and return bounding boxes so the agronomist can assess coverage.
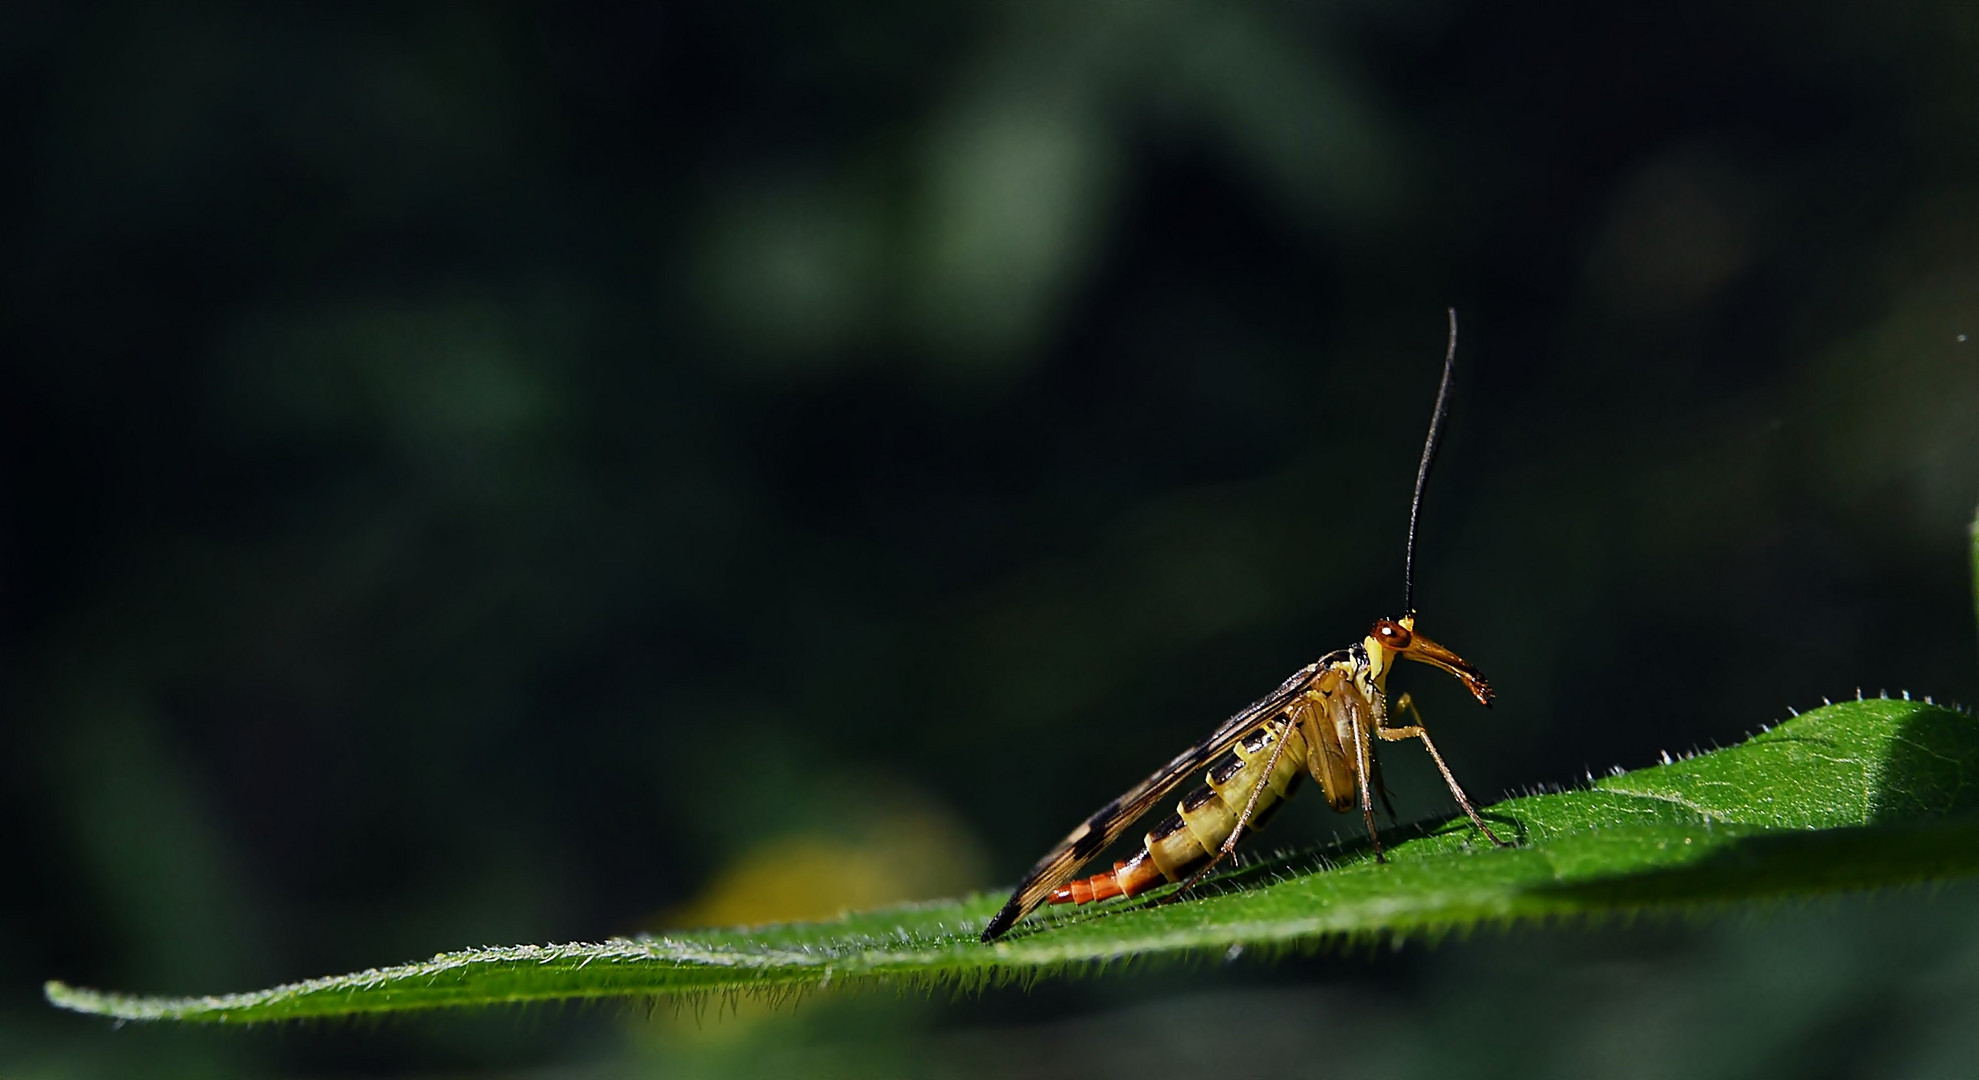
[1160,710,1298,902]
[1349,701,1385,862]
[1298,684,1357,813]
[1377,692,1510,847]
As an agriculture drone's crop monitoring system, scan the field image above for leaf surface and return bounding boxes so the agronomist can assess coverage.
[46,698,1979,1023]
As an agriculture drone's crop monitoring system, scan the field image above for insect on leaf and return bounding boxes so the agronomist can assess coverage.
[45,698,1979,1024]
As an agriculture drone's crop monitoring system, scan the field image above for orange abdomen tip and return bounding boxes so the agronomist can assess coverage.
[1049,885,1076,904]
[1116,853,1166,898]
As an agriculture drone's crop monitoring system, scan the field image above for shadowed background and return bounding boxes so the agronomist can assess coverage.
[5,2,1978,1077]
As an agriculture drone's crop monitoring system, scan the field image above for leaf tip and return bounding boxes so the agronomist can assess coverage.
[44,980,100,1016]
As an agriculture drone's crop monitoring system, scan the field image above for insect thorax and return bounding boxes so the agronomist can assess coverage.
[1328,643,1386,719]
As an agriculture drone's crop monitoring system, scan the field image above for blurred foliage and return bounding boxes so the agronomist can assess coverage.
[44,699,1979,1023]
[4,0,1977,1076]
[660,787,985,930]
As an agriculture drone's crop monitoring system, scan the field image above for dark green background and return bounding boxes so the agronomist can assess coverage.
[7,3,1978,1077]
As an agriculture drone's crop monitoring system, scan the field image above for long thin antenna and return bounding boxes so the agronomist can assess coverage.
[1402,308,1460,617]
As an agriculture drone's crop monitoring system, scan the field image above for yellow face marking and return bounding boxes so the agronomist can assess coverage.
[1362,635,1390,682]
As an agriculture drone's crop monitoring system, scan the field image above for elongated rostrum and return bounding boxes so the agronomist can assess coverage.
[981,310,1505,942]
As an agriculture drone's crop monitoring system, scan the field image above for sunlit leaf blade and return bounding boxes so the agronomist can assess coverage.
[46,698,1979,1023]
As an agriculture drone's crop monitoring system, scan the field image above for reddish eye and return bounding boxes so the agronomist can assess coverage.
[1372,619,1413,649]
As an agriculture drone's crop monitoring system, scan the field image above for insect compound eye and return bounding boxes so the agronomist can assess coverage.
[1372,619,1413,650]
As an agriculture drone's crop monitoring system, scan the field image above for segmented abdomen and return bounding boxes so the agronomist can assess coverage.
[1049,720,1308,906]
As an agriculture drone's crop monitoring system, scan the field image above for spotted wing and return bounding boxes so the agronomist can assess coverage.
[979,664,1322,941]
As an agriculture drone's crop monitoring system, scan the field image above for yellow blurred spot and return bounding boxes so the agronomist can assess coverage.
[635,796,984,1044]
[665,804,984,930]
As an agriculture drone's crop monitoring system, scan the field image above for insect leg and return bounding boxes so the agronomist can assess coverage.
[1348,694,1385,862]
[1376,691,1510,847]
[1295,689,1358,821]
[1161,710,1298,902]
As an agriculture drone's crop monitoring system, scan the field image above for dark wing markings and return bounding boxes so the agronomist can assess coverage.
[979,662,1329,941]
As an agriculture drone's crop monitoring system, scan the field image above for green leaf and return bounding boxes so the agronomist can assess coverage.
[46,698,1979,1024]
